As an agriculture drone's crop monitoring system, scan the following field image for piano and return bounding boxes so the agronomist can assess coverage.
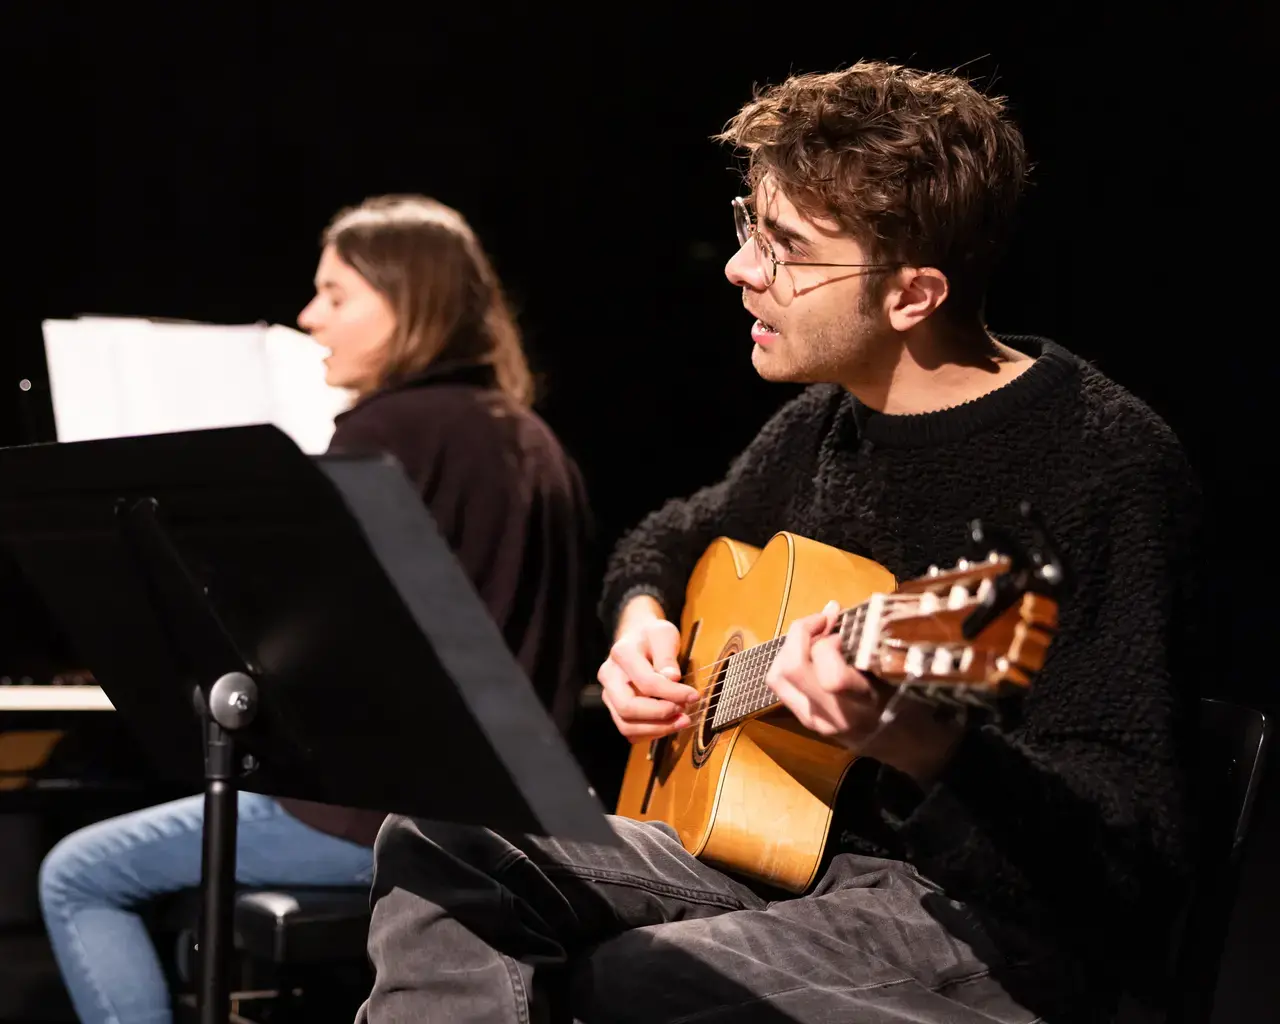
[0,550,195,1022]
[1,550,183,804]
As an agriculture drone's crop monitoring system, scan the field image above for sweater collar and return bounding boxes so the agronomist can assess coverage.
[334,360,498,426]
[843,336,1081,449]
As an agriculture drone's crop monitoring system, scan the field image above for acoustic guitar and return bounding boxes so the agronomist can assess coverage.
[614,509,1065,893]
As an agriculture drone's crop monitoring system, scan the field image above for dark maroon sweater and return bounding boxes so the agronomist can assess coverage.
[279,362,593,846]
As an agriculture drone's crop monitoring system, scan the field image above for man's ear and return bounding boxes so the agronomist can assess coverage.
[886,267,949,331]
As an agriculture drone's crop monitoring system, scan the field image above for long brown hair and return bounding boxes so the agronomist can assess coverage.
[322,194,533,405]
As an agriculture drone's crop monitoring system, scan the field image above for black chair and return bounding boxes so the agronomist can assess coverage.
[1173,698,1270,1022]
[1118,698,1271,1024]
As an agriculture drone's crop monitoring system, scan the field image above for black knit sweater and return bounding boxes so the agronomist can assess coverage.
[600,337,1203,1012]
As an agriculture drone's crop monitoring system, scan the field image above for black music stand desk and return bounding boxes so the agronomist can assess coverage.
[0,424,612,1024]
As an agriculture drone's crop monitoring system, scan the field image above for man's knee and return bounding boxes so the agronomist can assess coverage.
[372,816,516,888]
[370,815,438,890]
[371,814,436,859]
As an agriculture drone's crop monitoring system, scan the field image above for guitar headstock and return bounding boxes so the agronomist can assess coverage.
[842,503,1067,708]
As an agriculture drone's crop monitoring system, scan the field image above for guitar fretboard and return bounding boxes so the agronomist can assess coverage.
[709,605,869,730]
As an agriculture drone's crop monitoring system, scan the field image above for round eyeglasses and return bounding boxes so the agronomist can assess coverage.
[732,196,903,286]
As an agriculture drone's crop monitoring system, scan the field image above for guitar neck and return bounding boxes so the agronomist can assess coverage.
[708,635,787,729]
[709,600,880,731]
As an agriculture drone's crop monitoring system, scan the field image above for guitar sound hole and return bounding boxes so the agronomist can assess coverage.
[692,633,743,767]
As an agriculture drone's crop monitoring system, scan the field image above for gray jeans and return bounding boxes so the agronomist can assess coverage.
[355,813,1055,1024]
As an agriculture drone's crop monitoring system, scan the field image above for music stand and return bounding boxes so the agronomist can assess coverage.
[0,424,613,1024]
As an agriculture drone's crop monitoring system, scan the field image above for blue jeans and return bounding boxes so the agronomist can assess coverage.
[38,791,375,1024]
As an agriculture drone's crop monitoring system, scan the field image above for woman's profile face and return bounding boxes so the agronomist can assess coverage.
[297,243,396,393]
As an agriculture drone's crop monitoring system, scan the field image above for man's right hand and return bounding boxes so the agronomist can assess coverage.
[597,597,700,740]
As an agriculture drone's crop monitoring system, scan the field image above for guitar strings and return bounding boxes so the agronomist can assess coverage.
[689,644,997,727]
[664,594,921,690]
[687,640,994,726]
[668,603,871,722]
[620,582,1008,741]
[667,652,992,744]
[665,595,909,698]
[603,593,974,732]
[660,610,859,721]
[661,594,978,725]
[659,679,969,743]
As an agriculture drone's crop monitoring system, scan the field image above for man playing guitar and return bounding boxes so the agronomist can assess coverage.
[357,61,1202,1023]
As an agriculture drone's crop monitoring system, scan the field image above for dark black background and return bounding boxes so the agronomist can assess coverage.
[3,2,1269,700]
[0,2,1273,1017]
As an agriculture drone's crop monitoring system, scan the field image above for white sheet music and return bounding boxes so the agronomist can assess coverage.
[41,317,352,454]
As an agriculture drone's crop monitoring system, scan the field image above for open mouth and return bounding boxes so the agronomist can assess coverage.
[751,318,780,344]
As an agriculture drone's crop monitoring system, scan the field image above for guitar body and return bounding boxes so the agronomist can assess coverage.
[615,533,897,894]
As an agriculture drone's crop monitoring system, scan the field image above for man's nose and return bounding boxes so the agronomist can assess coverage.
[725,240,767,290]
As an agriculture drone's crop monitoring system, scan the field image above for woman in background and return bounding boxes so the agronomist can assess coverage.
[38,194,594,1024]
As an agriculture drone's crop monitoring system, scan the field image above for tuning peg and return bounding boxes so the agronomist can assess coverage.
[960,573,1019,639]
[961,503,1069,639]
[961,512,1030,640]
[965,516,1030,572]
[1018,501,1070,596]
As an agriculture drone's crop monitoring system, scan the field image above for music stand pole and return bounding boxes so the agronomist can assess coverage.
[197,674,257,1024]
[118,498,260,1024]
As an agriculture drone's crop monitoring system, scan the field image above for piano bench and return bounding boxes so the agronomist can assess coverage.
[234,886,372,966]
[167,887,371,1023]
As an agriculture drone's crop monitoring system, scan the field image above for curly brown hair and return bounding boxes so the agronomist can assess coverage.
[323,195,533,405]
[716,61,1029,322]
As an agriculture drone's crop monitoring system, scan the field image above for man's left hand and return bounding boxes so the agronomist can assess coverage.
[764,600,966,785]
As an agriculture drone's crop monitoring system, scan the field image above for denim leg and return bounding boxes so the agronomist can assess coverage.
[39,791,374,1024]
[357,813,766,1024]
[571,853,1047,1023]
[356,815,1052,1024]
